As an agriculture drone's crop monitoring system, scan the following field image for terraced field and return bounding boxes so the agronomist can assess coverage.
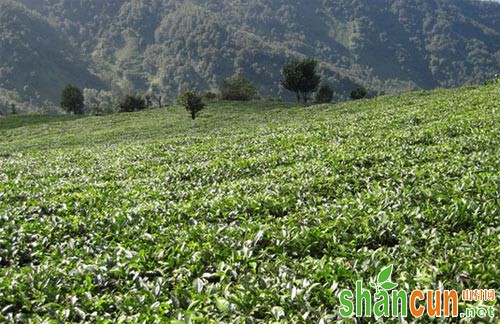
[0,85,499,322]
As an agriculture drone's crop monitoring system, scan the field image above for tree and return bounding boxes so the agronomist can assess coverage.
[155,95,163,108]
[315,83,334,103]
[147,83,166,108]
[220,76,258,101]
[281,58,321,103]
[84,88,116,115]
[118,94,146,112]
[61,84,84,114]
[177,91,205,120]
[350,87,368,100]
[145,95,153,108]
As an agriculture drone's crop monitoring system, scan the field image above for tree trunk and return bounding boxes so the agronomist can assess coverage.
[191,111,196,120]
[296,92,300,103]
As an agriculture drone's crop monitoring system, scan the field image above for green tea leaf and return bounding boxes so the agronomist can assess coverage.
[271,306,285,321]
[216,298,231,313]
[193,278,204,294]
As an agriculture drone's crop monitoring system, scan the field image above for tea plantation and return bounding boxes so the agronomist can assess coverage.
[0,85,499,322]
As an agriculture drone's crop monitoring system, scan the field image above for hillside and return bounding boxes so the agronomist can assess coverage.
[0,0,499,110]
[0,0,104,110]
[0,84,499,322]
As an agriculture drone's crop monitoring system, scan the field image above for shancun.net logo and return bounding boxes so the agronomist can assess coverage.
[339,265,496,319]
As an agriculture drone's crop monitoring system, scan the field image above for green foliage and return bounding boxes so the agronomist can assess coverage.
[350,87,368,100]
[220,76,258,101]
[203,91,218,101]
[84,88,116,116]
[10,103,17,115]
[484,73,500,85]
[60,84,84,115]
[2,1,500,104]
[0,0,104,105]
[0,85,498,322]
[315,83,334,103]
[0,88,40,115]
[177,90,205,120]
[280,60,303,103]
[281,58,321,103]
[118,94,147,113]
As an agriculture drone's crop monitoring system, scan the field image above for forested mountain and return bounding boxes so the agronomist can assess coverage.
[1,0,499,110]
[0,0,104,110]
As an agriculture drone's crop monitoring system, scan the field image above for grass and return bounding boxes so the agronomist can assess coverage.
[0,85,499,322]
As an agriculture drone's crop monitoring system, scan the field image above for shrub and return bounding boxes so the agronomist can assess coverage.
[61,84,84,115]
[204,91,218,100]
[484,73,500,85]
[177,91,205,120]
[350,87,368,100]
[220,76,258,101]
[315,83,334,103]
[118,94,146,112]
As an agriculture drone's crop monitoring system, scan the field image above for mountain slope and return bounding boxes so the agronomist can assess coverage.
[0,0,104,107]
[2,0,500,107]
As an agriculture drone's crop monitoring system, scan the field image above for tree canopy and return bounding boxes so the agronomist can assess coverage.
[60,84,84,115]
[281,58,321,103]
[315,83,334,103]
[350,87,368,100]
[118,94,147,112]
[220,76,258,101]
[177,91,205,120]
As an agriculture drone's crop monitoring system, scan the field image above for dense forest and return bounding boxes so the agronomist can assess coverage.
[1,0,499,111]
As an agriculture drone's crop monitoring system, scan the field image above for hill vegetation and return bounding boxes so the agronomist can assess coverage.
[0,0,104,112]
[0,0,499,111]
[0,84,498,322]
